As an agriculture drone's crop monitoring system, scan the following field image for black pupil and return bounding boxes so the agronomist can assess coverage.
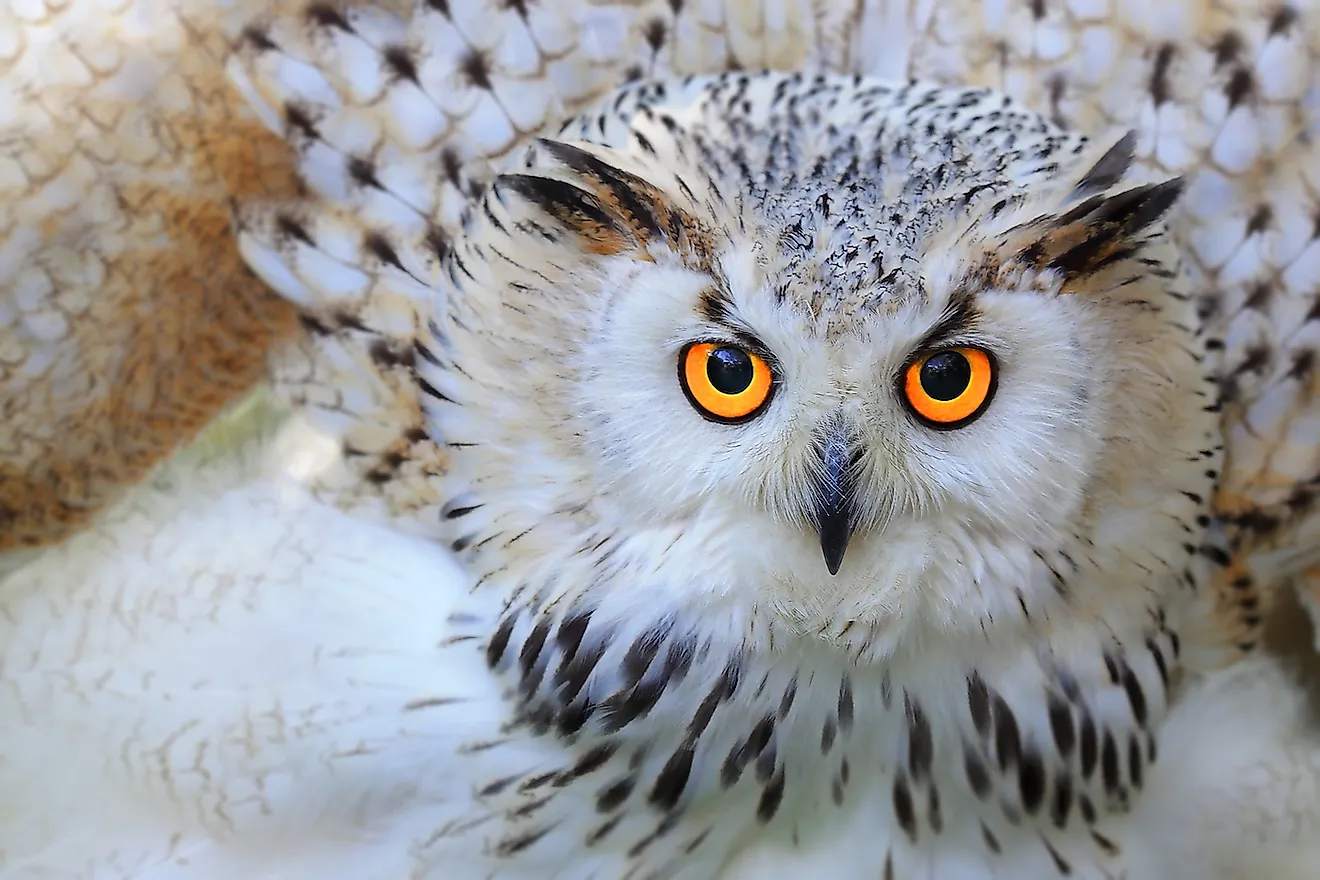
[707,346,754,395]
[919,351,972,401]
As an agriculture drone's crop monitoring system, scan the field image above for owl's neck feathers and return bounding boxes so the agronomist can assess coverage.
[453,491,1179,852]
[465,534,1177,859]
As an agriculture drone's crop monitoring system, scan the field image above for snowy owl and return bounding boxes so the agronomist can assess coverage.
[4,1,1320,878]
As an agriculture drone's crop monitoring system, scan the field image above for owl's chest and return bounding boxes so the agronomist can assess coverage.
[457,618,1172,880]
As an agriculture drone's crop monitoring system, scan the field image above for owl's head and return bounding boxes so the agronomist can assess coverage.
[428,79,1217,654]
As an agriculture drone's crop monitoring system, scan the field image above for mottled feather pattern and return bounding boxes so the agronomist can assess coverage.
[383,69,1239,875]
[447,578,1182,878]
[227,0,896,530]
[0,0,338,549]
[3,1,1320,878]
[8,0,1314,587]
[890,0,1320,672]
[225,0,1320,636]
[223,3,1320,872]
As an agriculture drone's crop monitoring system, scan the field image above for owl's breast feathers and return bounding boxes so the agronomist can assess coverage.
[440,592,1176,877]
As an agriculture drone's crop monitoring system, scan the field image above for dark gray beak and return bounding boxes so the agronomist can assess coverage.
[813,427,858,576]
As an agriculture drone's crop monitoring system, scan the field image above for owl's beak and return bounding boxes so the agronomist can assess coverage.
[812,427,858,576]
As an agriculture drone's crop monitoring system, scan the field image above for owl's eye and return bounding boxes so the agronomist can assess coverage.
[902,346,997,429]
[679,342,774,423]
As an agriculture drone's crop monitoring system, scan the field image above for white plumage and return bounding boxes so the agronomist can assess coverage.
[3,1,1320,878]
[0,416,481,877]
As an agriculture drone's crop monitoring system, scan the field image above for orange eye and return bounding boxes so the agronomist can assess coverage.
[679,342,775,423]
[902,346,997,429]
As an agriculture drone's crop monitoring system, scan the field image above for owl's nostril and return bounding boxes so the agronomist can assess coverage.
[813,426,859,576]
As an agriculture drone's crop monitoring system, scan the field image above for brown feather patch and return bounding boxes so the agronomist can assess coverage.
[497,173,635,255]
[498,139,714,266]
[1011,180,1184,279]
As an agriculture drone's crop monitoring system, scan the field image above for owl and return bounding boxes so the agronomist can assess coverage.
[5,0,1319,631]
[246,70,1320,880]
[4,1,1320,878]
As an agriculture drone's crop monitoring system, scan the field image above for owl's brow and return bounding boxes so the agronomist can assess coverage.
[695,288,772,357]
[914,288,980,351]
[697,288,736,326]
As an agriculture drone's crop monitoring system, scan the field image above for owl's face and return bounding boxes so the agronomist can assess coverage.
[431,118,1216,652]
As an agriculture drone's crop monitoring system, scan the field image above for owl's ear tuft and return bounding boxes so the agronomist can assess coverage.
[1015,177,1184,278]
[495,138,704,259]
[496,173,635,255]
[536,140,670,244]
[1065,130,1139,202]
